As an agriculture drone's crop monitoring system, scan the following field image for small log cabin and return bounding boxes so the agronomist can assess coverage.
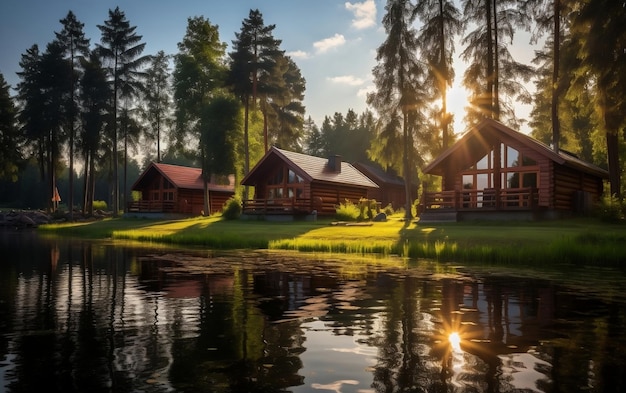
[129,162,235,216]
[352,162,416,209]
[241,146,379,217]
[420,118,609,222]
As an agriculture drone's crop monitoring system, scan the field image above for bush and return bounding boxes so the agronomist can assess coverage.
[595,194,625,223]
[93,200,107,211]
[222,196,242,220]
[335,199,360,221]
[383,203,395,216]
[357,198,379,220]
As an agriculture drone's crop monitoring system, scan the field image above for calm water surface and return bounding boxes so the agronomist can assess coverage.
[1,230,626,393]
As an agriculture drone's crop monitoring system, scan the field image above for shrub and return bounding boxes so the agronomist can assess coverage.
[357,198,379,220]
[595,194,625,223]
[383,203,395,216]
[93,200,107,211]
[335,199,360,221]
[222,196,242,220]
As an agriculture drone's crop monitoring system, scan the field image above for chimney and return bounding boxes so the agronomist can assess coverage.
[328,155,342,173]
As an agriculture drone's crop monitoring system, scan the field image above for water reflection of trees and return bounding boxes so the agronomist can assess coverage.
[2,235,626,392]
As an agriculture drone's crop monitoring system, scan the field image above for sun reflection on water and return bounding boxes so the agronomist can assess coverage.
[449,332,462,352]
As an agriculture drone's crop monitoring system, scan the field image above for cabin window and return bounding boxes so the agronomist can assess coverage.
[266,166,305,200]
[503,171,538,189]
[504,145,520,167]
[461,142,539,190]
[476,153,491,170]
[463,175,474,189]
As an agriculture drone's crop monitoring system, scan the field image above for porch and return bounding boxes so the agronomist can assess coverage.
[242,197,337,217]
[419,187,538,222]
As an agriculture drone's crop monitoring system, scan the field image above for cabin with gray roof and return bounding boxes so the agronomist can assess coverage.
[420,118,609,222]
[241,146,378,217]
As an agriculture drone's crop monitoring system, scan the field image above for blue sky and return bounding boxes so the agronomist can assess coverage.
[0,0,535,134]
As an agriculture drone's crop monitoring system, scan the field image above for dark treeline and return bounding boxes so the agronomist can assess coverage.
[0,1,624,216]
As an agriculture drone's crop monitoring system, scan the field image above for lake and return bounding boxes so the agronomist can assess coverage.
[1,229,625,392]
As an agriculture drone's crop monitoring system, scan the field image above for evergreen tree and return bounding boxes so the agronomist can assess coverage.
[264,54,306,151]
[141,50,172,163]
[173,16,229,213]
[574,0,626,198]
[56,10,90,217]
[0,73,23,182]
[368,0,426,219]
[96,6,150,215]
[461,0,534,128]
[78,51,109,215]
[228,9,283,197]
[414,0,463,151]
[16,45,46,182]
[39,40,73,211]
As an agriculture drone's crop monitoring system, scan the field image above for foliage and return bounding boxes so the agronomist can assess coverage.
[358,198,379,221]
[93,200,107,210]
[222,196,242,220]
[96,6,150,215]
[0,73,22,181]
[335,199,360,221]
[368,0,426,220]
[595,194,625,223]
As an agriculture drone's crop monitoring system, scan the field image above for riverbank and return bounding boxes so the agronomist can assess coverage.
[36,214,626,267]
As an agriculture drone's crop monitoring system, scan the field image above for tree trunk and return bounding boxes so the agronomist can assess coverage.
[403,112,412,220]
[243,94,250,201]
[551,0,561,153]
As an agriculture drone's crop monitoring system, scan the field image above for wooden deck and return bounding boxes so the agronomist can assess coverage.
[422,187,538,211]
[242,198,337,216]
[128,200,176,213]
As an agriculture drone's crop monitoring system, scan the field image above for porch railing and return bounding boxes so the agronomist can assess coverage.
[242,197,338,215]
[422,187,537,211]
[128,200,176,213]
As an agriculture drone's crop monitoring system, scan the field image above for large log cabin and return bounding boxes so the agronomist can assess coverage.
[241,146,379,218]
[129,162,235,216]
[420,118,609,222]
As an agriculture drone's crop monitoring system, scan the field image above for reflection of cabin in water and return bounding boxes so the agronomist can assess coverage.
[420,119,609,222]
[241,146,378,218]
[128,162,235,216]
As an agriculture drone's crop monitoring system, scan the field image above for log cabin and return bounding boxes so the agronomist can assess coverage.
[128,162,235,216]
[241,146,379,218]
[420,118,609,222]
[352,162,417,210]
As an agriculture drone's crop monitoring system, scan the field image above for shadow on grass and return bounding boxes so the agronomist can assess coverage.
[109,216,327,249]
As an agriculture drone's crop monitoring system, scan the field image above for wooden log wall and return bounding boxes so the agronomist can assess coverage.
[553,165,602,211]
[310,183,369,215]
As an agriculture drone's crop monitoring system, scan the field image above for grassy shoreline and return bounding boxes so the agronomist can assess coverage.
[37,214,626,267]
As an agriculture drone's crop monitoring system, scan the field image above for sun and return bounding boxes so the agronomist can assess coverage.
[448,331,462,352]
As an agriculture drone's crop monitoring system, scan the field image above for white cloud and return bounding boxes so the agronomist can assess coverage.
[286,50,309,59]
[345,0,377,30]
[328,75,366,86]
[357,85,374,98]
[313,33,346,53]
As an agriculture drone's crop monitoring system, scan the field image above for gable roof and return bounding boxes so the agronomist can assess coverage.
[132,162,235,192]
[352,162,406,187]
[423,118,609,179]
[241,146,379,188]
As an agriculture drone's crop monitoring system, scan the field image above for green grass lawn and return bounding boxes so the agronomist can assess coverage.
[38,214,626,267]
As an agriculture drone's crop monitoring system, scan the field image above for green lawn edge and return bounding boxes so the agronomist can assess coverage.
[37,215,626,267]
